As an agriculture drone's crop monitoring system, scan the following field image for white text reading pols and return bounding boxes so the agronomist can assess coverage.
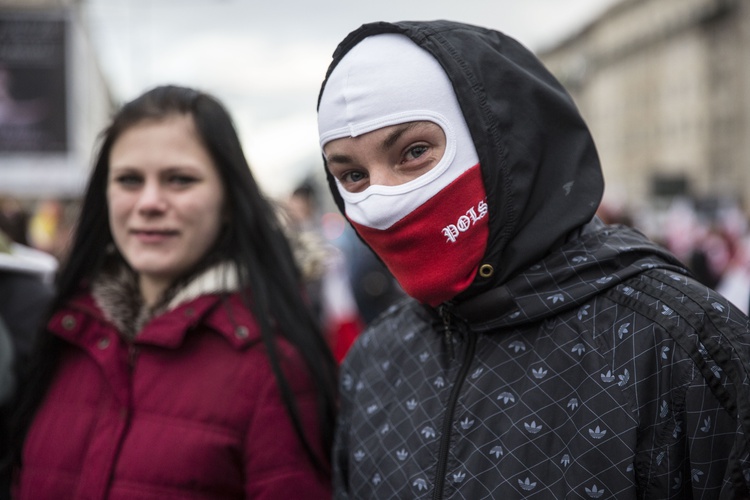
[442,199,488,243]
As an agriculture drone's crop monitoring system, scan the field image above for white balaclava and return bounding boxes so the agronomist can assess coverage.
[318,33,489,306]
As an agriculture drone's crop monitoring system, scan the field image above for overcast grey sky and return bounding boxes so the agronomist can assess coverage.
[82,0,621,196]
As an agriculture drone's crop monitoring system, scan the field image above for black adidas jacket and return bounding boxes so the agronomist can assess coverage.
[319,20,750,499]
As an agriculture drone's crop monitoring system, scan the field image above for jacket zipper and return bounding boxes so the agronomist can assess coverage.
[441,306,455,361]
[128,344,139,369]
[432,309,477,500]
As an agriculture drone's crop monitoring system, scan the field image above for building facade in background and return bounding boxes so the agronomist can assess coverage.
[540,0,750,217]
[0,0,112,199]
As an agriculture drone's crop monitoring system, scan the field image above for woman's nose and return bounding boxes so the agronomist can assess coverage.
[135,181,167,214]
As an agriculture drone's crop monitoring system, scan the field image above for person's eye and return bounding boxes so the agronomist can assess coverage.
[113,173,143,188]
[168,174,199,186]
[405,145,429,161]
[339,170,368,191]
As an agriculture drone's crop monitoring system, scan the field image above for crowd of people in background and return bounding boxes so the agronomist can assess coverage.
[598,197,750,315]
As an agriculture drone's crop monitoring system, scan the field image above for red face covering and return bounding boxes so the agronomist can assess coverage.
[350,164,488,306]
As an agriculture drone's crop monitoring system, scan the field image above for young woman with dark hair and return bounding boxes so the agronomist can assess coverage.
[4,85,337,499]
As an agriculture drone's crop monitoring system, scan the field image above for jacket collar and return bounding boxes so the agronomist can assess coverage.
[89,261,239,339]
[50,262,259,350]
[452,219,688,331]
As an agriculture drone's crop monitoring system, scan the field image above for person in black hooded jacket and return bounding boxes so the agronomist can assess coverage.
[316,20,750,499]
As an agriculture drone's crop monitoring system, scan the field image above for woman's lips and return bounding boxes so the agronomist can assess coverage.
[131,229,178,243]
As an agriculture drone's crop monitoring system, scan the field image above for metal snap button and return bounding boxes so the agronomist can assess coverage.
[97,337,110,350]
[235,326,249,339]
[61,315,76,330]
[479,264,494,278]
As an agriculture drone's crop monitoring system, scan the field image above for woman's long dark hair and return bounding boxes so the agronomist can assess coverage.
[5,85,337,474]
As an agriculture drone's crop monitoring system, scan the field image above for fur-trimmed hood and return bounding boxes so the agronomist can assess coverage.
[91,262,239,339]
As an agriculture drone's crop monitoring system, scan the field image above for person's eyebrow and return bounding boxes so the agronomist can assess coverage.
[325,153,353,165]
[381,122,420,151]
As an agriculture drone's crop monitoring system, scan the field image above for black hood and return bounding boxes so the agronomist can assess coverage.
[318,20,604,299]
[454,218,688,326]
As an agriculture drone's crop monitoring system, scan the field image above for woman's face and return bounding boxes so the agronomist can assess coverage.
[107,114,225,305]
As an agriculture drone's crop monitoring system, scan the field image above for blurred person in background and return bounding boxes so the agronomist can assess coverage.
[318,21,750,498]
[0,318,13,500]
[26,198,79,264]
[687,224,737,290]
[0,228,56,500]
[284,182,364,362]
[3,85,337,499]
[0,197,30,246]
[717,234,750,315]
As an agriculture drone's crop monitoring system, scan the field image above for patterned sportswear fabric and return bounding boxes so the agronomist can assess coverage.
[334,221,750,499]
[319,20,750,499]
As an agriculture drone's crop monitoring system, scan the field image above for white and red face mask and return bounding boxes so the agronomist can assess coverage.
[318,34,488,306]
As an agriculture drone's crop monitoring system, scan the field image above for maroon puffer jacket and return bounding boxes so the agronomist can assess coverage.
[16,291,331,499]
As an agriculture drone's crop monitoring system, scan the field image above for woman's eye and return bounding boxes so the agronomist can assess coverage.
[405,145,428,161]
[114,174,142,187]
[168,174,198,186]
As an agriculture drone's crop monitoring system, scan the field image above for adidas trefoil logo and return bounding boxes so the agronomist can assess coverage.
[692,469,704,483]
[518,477,537,491]
[571,343,585,356]
[460,417,475,430]
[618,323,630,339]
[421,426,436,439]
[588,426,607,439]
[508,340,526,353]
[585,484,605,498]
[497,391,515,405]
[577,305,590,320]
[547,293,565,304]
[524,421,543,434]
